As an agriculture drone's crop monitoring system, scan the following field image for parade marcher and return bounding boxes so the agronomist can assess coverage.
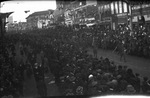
[33,53,47,97]
[113,40,126,62]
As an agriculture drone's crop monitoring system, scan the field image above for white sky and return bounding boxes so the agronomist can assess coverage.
[0,0,56,22]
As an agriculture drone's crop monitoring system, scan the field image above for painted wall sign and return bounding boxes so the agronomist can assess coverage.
[117,13,127,17]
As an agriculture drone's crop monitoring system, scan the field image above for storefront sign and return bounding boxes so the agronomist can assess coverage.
[104,17,111,21]
[118,17,127,24]
[101,17,111,22]
[85,18,95,21]
[86,0,97,5]
[132,4,150,10]
[132,10,150,17]
[117,13,127,17]
[132,12,140,16]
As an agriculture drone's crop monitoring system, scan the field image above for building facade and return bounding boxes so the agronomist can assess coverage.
[97,1,129,30]
[63,0,98,26]
[132,3,150,30]
[55,0,150,30]
[26,9,54,29]
[7,16,13,23]
[53,0,67,24]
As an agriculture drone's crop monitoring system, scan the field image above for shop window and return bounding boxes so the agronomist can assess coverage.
[104,5,107,12]
[101,6,104,13]
[107,4,110,14]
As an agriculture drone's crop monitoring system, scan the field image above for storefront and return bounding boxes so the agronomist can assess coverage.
[131,4,150,31]
[117,12,128,25]
[132,4,150,24]
[109,1,129,30]
[100,17,112,29]
[98,2,113,29]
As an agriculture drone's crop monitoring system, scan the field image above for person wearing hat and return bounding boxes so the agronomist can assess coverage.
[126,85,136,94]
[65,89,74,96]
[116,76,128,92]
[142,77,149,94]
[134,73,141,93]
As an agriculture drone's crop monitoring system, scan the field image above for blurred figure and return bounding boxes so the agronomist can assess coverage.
[142,77,150,94]
[113,40,126,62]
[92,37,98,58]
[33,53,47,97]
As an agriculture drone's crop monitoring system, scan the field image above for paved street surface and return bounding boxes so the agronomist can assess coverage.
[87,48,150,79]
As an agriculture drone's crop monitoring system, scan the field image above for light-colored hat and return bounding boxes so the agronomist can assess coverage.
[88,74,94,79]
[111,79,118,85]
[126,85,136,93]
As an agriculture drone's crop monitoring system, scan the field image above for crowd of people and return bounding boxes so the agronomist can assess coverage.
[92,24,150,58]
[0,25,150,97]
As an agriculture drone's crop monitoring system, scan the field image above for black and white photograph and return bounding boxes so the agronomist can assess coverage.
[0,0,150,98]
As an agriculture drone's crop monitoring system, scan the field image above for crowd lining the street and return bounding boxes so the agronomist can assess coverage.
[0,24,150,97]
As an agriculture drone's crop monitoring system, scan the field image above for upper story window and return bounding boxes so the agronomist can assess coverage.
[107,4,110,10]
[119,1,122,13]
[115,1,118,14]
[103,5,106,12]
[101,5,104,13]
[111,2,114,14]
[123,2,127,12]
[79,2,82,6]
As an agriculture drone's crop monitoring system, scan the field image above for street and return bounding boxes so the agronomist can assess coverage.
[87,48,150,79]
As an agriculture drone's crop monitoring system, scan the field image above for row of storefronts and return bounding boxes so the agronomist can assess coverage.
[54,0,150,30]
